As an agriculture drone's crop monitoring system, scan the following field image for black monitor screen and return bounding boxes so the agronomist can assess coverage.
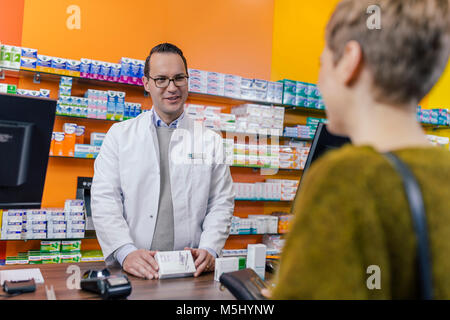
[302,123,351,176]
[296,122,351,194]
[0,93,56,209]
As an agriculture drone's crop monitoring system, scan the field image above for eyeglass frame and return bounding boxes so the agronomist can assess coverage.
[147,75,190,88]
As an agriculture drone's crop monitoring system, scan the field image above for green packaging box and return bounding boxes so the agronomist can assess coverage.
[81,250,104,262]
[40,240,61,252]
[238,257,246,270]
[60,252,82,263]
[61,240,82,252]
[6,256,29,265]
[28,250,42,264]
[282,79,296,106]
[7,85,17,94]
[41,252,60,264]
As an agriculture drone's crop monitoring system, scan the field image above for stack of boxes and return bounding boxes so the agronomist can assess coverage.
[59,76,72,98]
[118,58,145,85]
[306,117,328,132]
[16,88,50,98]
[266,179,299,201]
[188,68,283,104]
[234,179,299,201]
[35,55,80,76]
[106,90,126,121]
[64,200,86,239]
[23,210,47,240]
[20,47,38,71]
[418,107,450,126]
[73,132,105,158]
[207,72,225,96]
[1,210,23,240]
[231,142,280,169]
[231,104,285,136]
[281,79,326,110]
[283,125,316,140]
[230,215,279,235]
[0,44,22,69]
[86,89,108,119]
[80,58,142,84]
[234,181,282,201]
[185,104,237,132]
[4,240,104,265]
[224,74,241,99]
[0,200,85,240]
[56,88,141,121]
[279,146,303,170]
[202,106,223,131]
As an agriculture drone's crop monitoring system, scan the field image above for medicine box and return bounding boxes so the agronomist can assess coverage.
[61,240,82,252]
[214,257,239,281]
[155,250,197,279]
[40,240,61,252]
[246,244,266,280]
[90,132,106,146]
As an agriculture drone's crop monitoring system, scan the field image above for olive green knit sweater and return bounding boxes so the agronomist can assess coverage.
[272,145,450,299]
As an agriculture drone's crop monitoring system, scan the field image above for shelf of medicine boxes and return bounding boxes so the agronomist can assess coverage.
[49,155,303,172]
[0,66,326,115]
[56,114,314,142]
[2,230,97,241]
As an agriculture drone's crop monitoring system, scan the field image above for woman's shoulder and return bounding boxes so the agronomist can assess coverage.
[308,144,384,175]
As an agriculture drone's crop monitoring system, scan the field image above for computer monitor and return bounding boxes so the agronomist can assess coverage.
[302,122,351,177]
[292,122,352,199]
[0,93,56,209]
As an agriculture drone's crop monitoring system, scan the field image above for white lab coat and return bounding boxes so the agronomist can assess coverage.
[91,109,235,265]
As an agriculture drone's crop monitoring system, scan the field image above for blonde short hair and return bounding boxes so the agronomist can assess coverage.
[326,0,450,104]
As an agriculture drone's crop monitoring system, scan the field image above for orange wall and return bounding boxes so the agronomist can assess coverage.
[21,0,273,79]
[0,0,25,86]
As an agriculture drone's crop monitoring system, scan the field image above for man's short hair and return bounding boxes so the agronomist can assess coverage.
[326,0,450,104]
[144,43,188,78]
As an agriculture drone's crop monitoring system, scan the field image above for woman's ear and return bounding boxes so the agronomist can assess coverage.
[337,40,364,86]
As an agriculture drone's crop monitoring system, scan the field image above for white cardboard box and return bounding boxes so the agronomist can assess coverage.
[214,257,239,281]
[155,250,196,279]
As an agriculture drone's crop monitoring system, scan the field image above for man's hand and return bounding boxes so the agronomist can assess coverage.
[122,249,159,279]
[184,247,215,277]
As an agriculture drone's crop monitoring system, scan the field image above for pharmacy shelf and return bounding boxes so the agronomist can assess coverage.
[1,66,326,114]
[49,155,303,171]
[0,230,97,241]
[56,114,118,123]
[49,155,95,160]
[55,113,314,141]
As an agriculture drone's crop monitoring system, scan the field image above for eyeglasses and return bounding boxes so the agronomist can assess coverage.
[148,75,189,88]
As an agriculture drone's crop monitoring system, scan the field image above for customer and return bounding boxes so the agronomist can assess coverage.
[270,0,450,299]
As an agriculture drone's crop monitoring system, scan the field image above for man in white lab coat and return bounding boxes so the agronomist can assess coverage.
[91,43,235,279]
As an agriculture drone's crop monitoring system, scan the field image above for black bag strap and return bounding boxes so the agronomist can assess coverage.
[383,152,433,300]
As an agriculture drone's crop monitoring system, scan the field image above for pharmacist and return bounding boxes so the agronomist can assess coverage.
[91,43,235,279]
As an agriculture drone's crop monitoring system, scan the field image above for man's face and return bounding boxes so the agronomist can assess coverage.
[143,52,189,119]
